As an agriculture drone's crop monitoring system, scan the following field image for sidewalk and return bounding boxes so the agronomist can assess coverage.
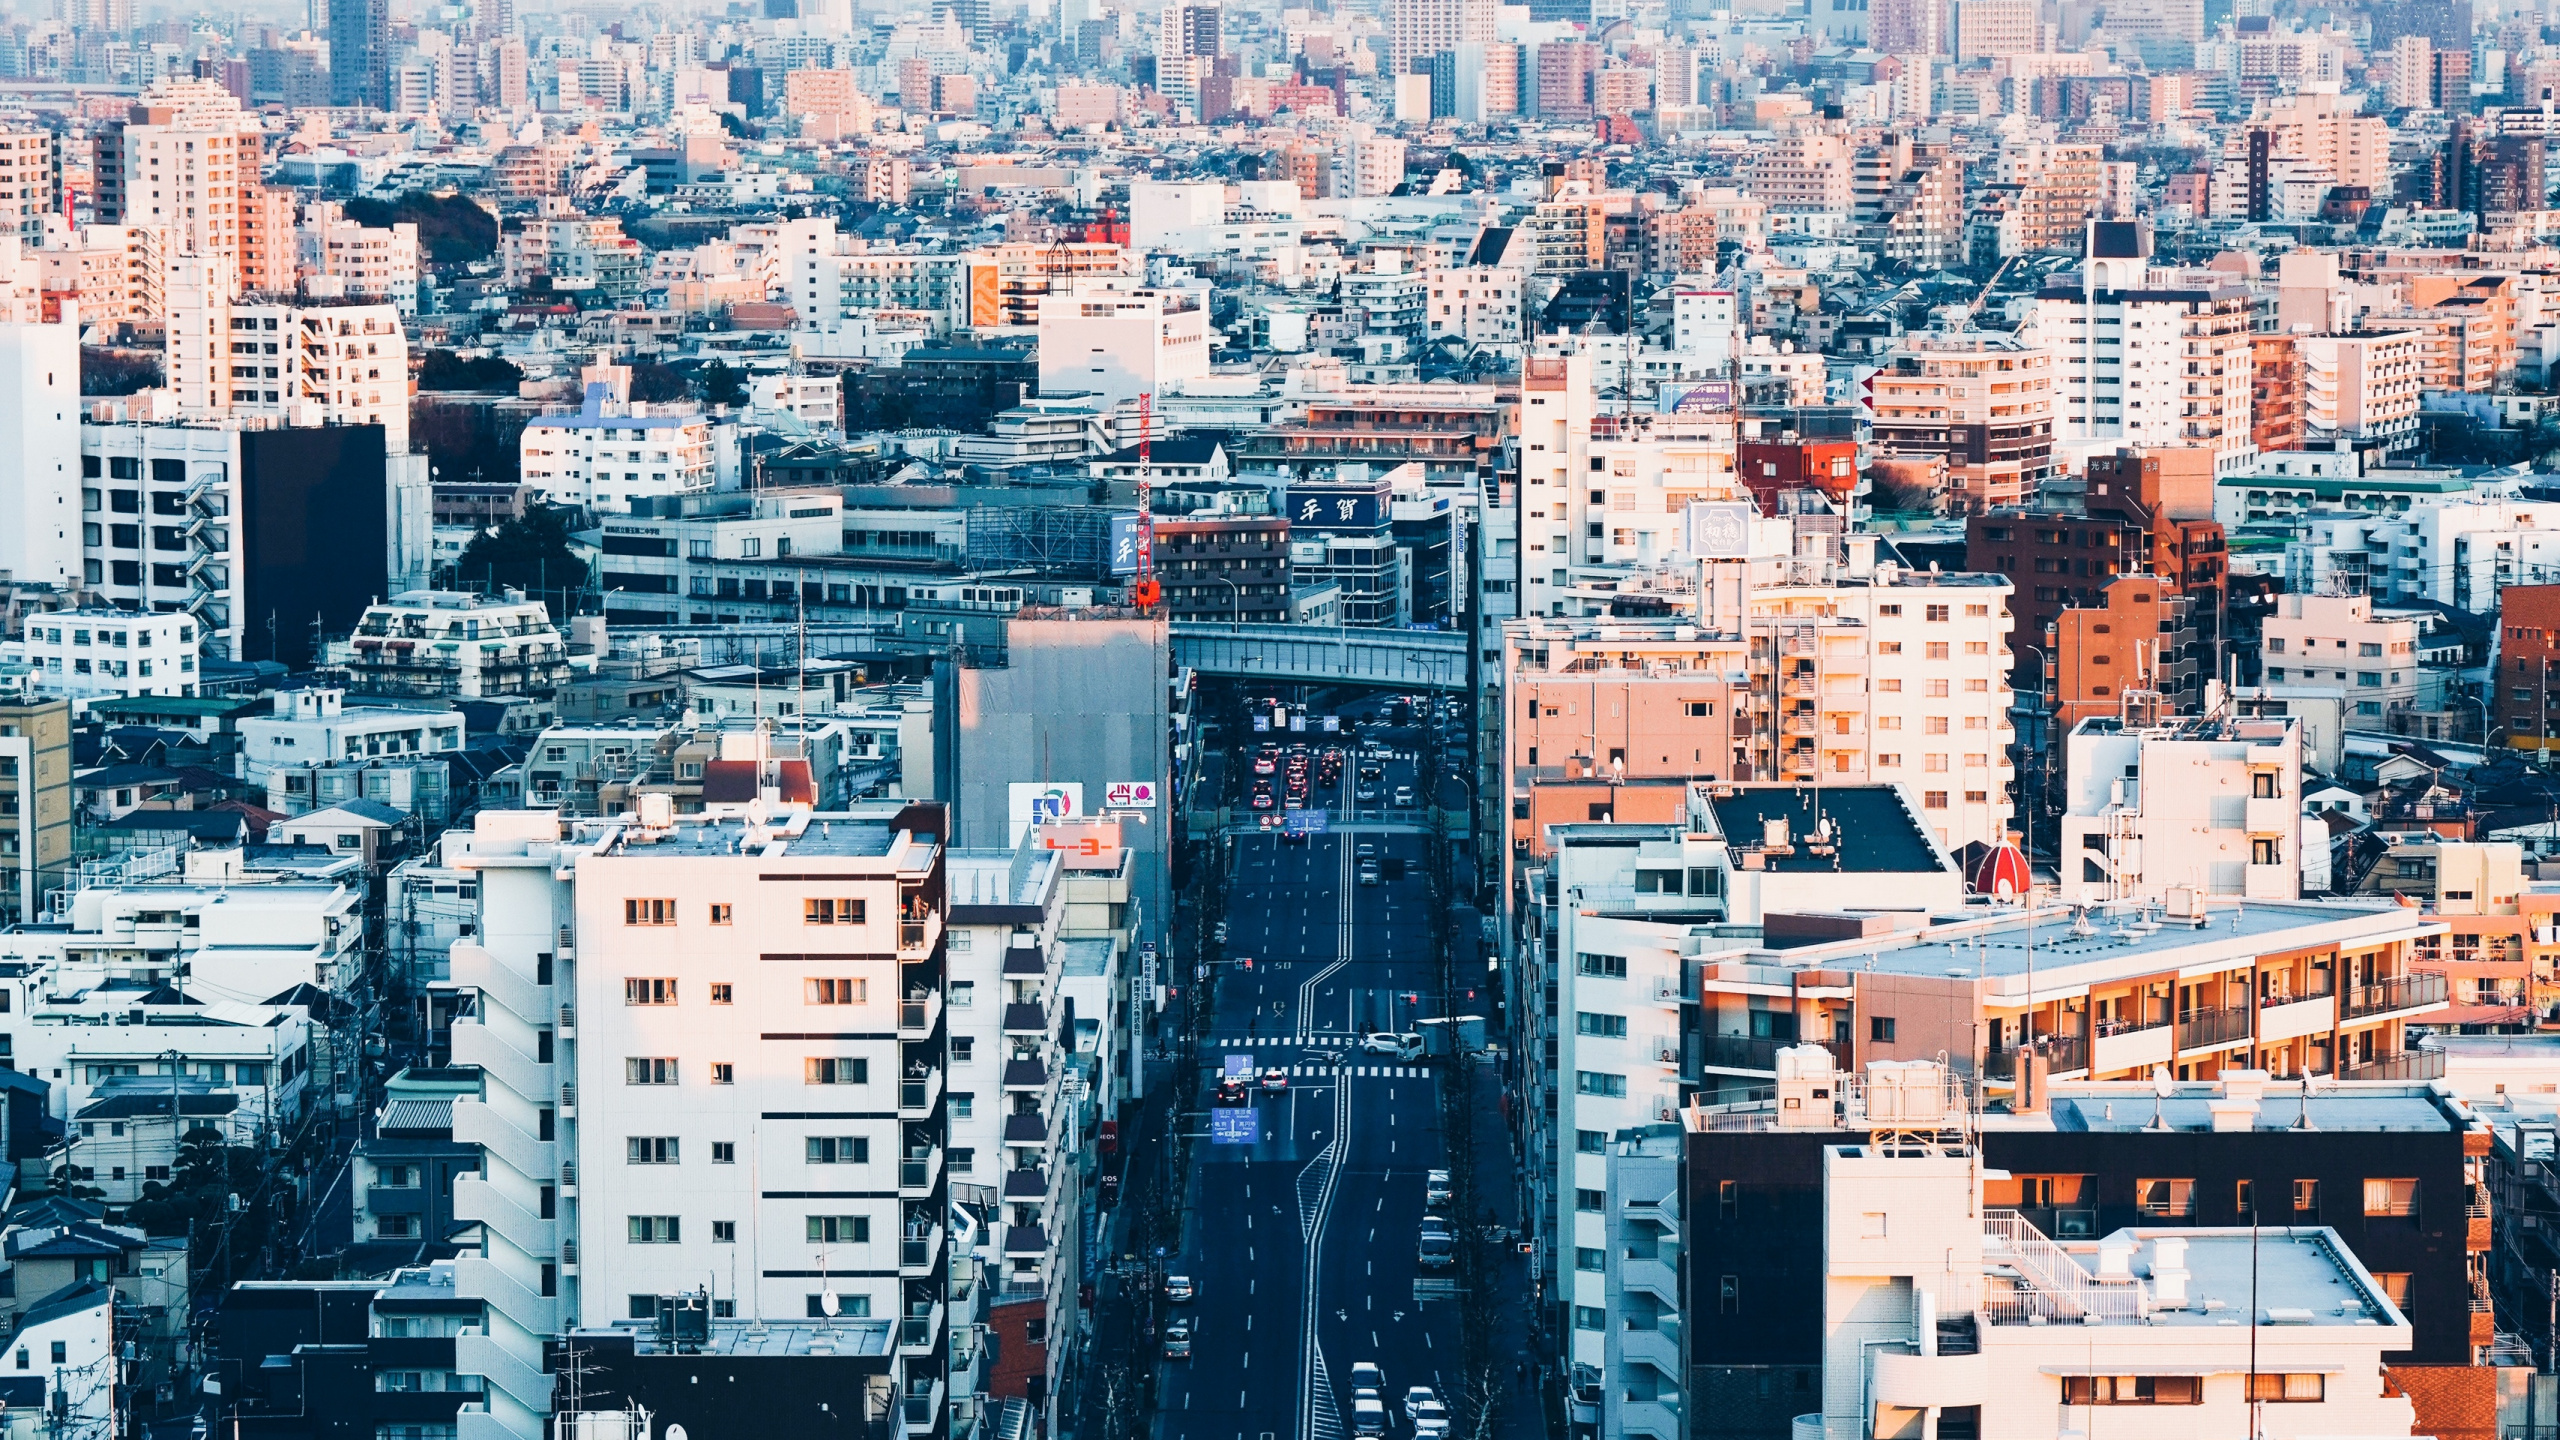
[1461,1050,1552,1440]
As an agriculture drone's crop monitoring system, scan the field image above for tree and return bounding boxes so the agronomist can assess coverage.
[342,191,499,264]
[417,349,525,392]
[629,361,690,403]
[81,346,161,396]
[455,506,589,608]
[698,358,748,409]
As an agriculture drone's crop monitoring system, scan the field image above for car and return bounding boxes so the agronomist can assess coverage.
[1356,842,1377,859]
[1361,1031,1422,1058]
[1411,1399,1449,1436]
[1215,1075,1251,1105]
[1250,790,1275,810]
[1261,1067,1289,1093]
[1404,1387,1442,1423]
[1392,785,1416,807]
[1417,1219,1455,1269]
[1355,784,1379,803]
[1164,1317,1192,1359]
[1163,1275,1194,1303]
[1426,1169,1452,1207]
[1357,860,1381,886]
[1350,1362,1385,1396]
[1252,754,1277,776]
[1351,1397,1386,1437]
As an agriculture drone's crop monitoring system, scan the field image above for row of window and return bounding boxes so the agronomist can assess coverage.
[625,1057,872,1086]
[624,1215,885,1245]
[624,978,867,1006]
[625,898,866,926]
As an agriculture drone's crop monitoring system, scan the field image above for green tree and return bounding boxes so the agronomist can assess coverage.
[698,358,748,409]
[342,191,499,264]
[629,361,691,403]
[455,505,589,608]
[417,349,525,391]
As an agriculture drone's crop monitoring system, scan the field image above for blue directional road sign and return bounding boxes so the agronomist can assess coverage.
[1284,808,1329,835]
[1223,1054,1253,1077]
[1211,1107,1258,1145]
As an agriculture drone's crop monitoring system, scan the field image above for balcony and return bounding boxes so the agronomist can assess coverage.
[1699,1033,1785,1074]
[2336,1046,2446,1081]
[2257,986,2337,1045]
[898,1070,943,1117]
[1003,1167,1048,1202]
[900,1223,944,1275]
[2176,1005,2252,1053]
[1872,1348,1987,1409]
[1985,1033,2086,1079]
[1003,1109,1053,1149]
[1002,1056,1049,1091]
[1004,1221,1051,1256]
[1621,1257,1678,1306]
[898,911,941,958]
[2089,1015,2174,1076]
[1619,1321,1681,1378]
[2343,972,2450,1022]
[902,1377,945,1434]
[1002,1001,1049,1036]
[900,1147,943,1196]
[897,992,941,1038]
[898,1301,944,1354]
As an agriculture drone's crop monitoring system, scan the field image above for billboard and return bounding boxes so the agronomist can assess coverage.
[1669,380,1735,413]
[1006,782,1084,846]
[1108,513,1148,576]
[1104,780,1160,808]
[1683,501,1758,559]
[1287,488,1383,531]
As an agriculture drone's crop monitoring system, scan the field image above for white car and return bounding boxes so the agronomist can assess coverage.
[1350,1361,1384,1396]
[1360,1032,1421,1057]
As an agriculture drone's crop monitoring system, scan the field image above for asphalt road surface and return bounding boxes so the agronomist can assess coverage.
[1159,788,1467,1440]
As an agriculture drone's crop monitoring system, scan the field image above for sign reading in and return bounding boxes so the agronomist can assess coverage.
[1105,780,1159,808]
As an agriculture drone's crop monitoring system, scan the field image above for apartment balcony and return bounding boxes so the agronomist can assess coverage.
[897,991,942,1039]
[452,1173,554,1250]
[449,1018,554,1107]
[899,1146,943,1196]
[1986,1033,2088,1080]
[1618,1321,1681,1379]
[2257,987,2338,1045]
[1002,1106,1056,1151]
[454,1327,552,1419]
[2176,1004,2253,1054]
[901,1377,946,1434]
[454,1255,558,1339]
[1003,1167,1048,1203]
[1002,1001,1049,1037]
[898,911,942,958]
[2469,1182,2492,1253]
[2336,1046,2446,1081]
[2089,1015,2174,1076]
[1871,1348,1989,1409]
[898,1070,943,1118]
[897,1300,945,1355]
[2342,972,2450,1023]
[900,1222,945,1276]
[557,1083,575,1117]
[1001,1056,1049,1092]
[450,1097,552,1181]
[1003,1221,1051,1258]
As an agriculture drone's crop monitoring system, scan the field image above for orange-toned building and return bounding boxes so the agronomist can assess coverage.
[2048,575,2202,729]
[2252,333,2306,453]
[2496,584,2560,759]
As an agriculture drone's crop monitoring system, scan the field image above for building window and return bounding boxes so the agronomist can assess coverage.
[1575,1305,1606,1330]
[2253,838,2281,866]
[1577,1130,1606,1154]
[626,1215,680,1243]
[2246,1375,2325,1403]
[624,978,677,1005]
[806,978,866,1005]
[624,1058,677,1085]
[1924,791,1949,809]
[626,1137,678,1164]
[2235,1179,2255,1216]
[805,1215,869,1244]
[807,1137,869,1164]
[1575,1247,1604,1271]
[2135,1179,2194,1217]
[1575,1012,1627,1037]
[1576,953,1627,978]
[2061,1376,2201,1405]
[712,1221,737,1243]
[710,1143,734,1164]
[2364,1178,2419,1216]
[710,1063,734,1084]
[1871,1017,1896,1042]
[2376,1272,2412,1313]
[624,899,676,926]
[708,904,733,925]
[805,898,866,925]
[709,984,733,1005]
[1719,1276,1740,1314]
[1925,605,1949,621]
[1576,1189,1606,1211]
[805,1058,868,1085]
[2294,1179,2321,1214]
[1575,1071,1626,1097]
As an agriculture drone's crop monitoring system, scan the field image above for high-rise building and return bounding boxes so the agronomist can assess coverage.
[1872,0,1944,54]
[2024,220,2257,472]
[0,128,59,246]
[0,697,71,929]
[1865,332,2054,513]
[1388,0,1492,76]
[91,79,267,297]
[328,0,389,107]
[0,315,80,596]
[164,259,410,454]
[1953,0,2037,57]
[1534,38,1597,118]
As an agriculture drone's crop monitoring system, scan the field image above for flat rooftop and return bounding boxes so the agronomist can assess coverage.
[609,814,908,860]
[1785,898,2427,983]
[1707,785,1947,875]
[2011,1226,2399,1329]
[595,1318,895,1357]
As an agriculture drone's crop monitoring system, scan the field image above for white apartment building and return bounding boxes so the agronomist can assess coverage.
[2299,330,2423,454]
[2057,712,2306,905]
[0,316,82,594]
[2025,220,2257,473]
[1387,0,1494,73]
[1671,288,1740,368]
[236,687,466,787]
[2283,495,2560,613]
[332,591,572,699]
[38,224,163,323]
[1425,227,1527,351]
[92,79,272,293]
[165,262,411,456]
[2260,592,2422,730]
[444,787,957,1440]
[0,127,57,247]
[9,608,199,703]
[306,211,423,315]
[519,384,717,514]
[1034,282,1213,410]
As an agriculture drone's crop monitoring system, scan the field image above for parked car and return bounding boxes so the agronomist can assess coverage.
[1163,1275,1194,1303]
[1426,1169,1452,1207]
[1164,1317,1192,1359]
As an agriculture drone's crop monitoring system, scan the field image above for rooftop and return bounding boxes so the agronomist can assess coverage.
[1704,785,1949,875]
[591,1318,896,1357]
[1766,897,2426,984]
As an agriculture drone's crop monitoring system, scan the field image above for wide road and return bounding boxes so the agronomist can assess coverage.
[1160,759,1465,1440]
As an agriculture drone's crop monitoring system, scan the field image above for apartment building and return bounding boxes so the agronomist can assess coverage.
[0,127,60,246]
[1424,226,1526,350]
[236,687,466,786]
[1677,1067,2483,1440]
[2261,592,2422,731]
[498,210,646,301]
[1032,282,1212,410]
[2494,584,2560,757]
[307,211,421,315]
[1865,332,2055,513]
[164,267,412,456]
[37,225,162,324]
[518,383,718,514]
[0,697,71,928]
[334,591,571,699]
[2047,575,2202,730]
[444,790,959,1440]
[11,608,199,703]
[1152,514,1291,622]
[1994,142,2108,256]
[90,79,268,293]
[2298,330,2425,454]
[1746,123,1854,216]
[2025,221,2257,472]
[2057,712,2304,904]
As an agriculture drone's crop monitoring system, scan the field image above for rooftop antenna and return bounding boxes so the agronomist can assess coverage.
[2290,1072,2318,1131]
[2145,1065,2173,1130]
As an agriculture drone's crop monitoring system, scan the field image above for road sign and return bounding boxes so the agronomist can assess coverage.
[1223,1053,1252,1077]
[1210,1107,1257,1145]
[1284,808,1329,835]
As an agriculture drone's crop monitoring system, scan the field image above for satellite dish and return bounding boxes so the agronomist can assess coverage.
[668,1427,689,1440]
[2152,1066,2173,1099]
[818,1291,839,1317]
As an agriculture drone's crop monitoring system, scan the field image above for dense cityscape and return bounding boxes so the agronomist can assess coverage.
[0,0,2556,1435]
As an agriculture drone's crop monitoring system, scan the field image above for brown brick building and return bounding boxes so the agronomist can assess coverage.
[1152,514,1291,622]
[2252,333,2306,453]
[2493,584,2560,758]
[2049,574,2201,730]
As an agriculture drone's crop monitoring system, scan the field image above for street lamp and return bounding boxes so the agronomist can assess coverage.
[2016,642,2052,862]
[2467,691,2502,755]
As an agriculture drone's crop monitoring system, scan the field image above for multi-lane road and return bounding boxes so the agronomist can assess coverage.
[1158,755,1467,1440]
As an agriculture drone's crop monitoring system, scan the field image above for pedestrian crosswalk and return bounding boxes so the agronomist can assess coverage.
[1261,1065,1427,1078]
